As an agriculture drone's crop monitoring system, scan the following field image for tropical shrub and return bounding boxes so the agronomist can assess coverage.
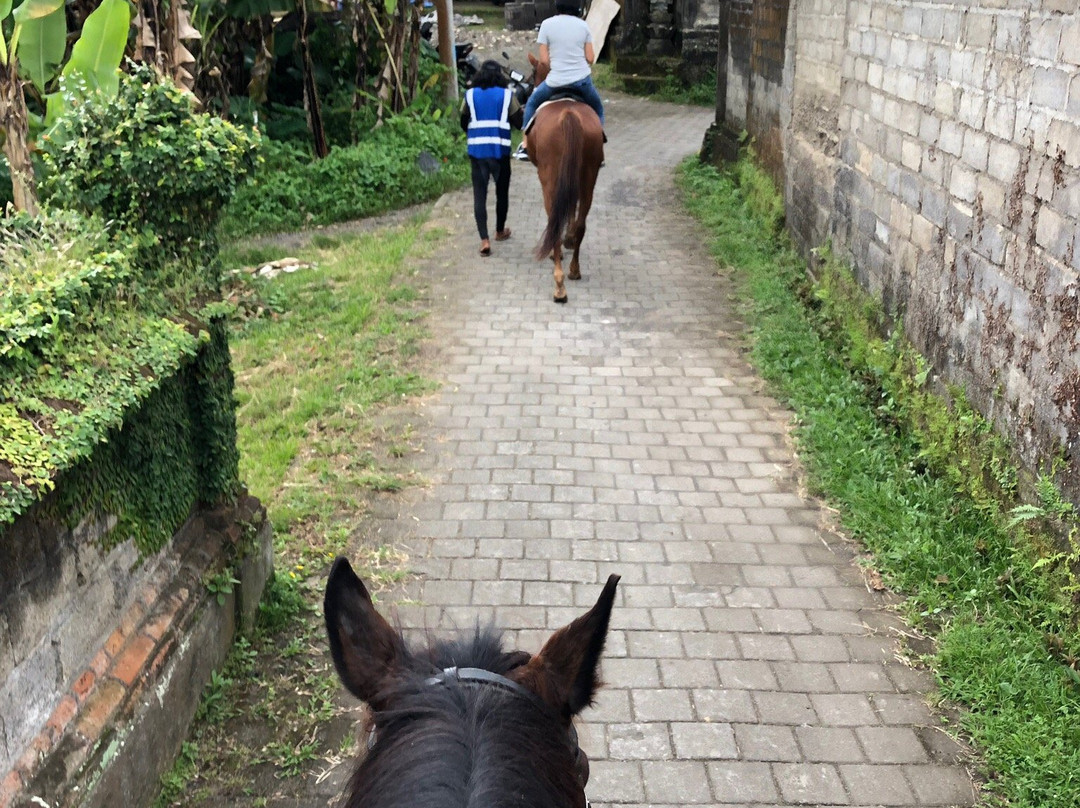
[40,65,259,261]
[0,208,239,550]
[220,113,467,237]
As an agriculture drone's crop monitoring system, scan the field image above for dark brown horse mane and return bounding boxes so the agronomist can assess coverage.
[342,627,584,808]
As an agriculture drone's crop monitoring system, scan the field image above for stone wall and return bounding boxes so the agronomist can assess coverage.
[0,496,271,808]
[717,0,1080,500]
[675,0,719,71]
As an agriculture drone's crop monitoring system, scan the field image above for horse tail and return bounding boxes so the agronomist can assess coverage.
[535,111,583,260]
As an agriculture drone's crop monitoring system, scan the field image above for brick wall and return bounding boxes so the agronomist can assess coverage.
[1,498,271,808]
[727,0,755,129]
[747,0,790,179]
[722,0,1080,499]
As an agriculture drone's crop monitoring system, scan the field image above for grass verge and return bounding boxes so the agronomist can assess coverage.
[677,156,1080,807]
[454,0,507,30]
[152,220,437,805]
[220,122,469,239]
[592,62,715,107]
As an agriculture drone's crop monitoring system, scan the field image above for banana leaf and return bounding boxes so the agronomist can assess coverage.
[18,3,65,92]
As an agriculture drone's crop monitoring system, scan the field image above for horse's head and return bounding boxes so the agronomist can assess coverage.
[324,557,620,808]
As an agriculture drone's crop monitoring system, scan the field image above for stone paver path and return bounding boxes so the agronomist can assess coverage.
[362,93,978,807]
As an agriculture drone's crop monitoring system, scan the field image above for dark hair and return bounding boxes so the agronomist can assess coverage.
[472,60,508,89]
[342,630,585,808]
[555,1,581,15]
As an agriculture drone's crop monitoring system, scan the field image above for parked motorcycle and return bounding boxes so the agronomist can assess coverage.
[419,15,480,85]
[497,51,532,103]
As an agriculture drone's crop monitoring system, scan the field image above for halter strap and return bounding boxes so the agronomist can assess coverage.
[424,666,552,714]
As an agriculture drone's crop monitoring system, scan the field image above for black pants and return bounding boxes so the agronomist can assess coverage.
[470,155,511,241]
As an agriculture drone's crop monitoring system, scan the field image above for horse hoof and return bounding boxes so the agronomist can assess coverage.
[569,272,581,281]
[554,295,568,304]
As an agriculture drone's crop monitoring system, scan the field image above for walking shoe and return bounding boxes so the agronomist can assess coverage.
[513,143,529,161]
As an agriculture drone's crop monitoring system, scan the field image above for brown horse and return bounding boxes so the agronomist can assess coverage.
[324,557,620,808]
[526,54,605,304]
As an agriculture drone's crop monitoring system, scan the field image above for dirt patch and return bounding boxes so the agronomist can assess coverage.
[239,203,433,253]
[456,24,537,75]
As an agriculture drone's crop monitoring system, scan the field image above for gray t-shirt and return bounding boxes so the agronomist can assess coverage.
[537,14,592,87]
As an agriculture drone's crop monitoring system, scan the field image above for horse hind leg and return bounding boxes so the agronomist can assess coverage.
[568,218,585,281]
[563,205,577,250]
[552,242,567,303]
[568,175,595,281]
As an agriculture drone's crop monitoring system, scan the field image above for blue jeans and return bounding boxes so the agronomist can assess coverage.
[524,75,605,130]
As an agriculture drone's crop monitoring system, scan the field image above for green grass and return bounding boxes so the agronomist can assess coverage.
[150,219,433,806]
[593,62,716,106]
[222,223,435,515]
[678,157,1080,807]
[220,121,469,239]
[455,0,507,30]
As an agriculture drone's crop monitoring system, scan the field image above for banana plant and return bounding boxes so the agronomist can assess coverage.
[0,0,65,213]
[1,0,131,212]
[45,0,132,127]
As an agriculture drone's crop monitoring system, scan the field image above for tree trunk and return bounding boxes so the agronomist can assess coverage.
[297,0,329,158]
[433,0,456,103]
[405,0,419,101]
[0,58,40,216]
[351,0,371,111]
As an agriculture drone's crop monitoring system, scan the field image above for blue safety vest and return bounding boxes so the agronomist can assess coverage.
[466,87,512,159]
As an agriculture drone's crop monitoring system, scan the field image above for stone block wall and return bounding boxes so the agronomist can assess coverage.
[722,0,1080,500]
[0,497,272,808]
[746,0,790,177]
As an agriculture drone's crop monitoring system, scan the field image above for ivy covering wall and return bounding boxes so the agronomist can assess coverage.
[1,70,258,552]
[0,210,241,553]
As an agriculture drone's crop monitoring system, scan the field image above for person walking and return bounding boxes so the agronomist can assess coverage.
[516,0,605,160]
[461,60,524,256]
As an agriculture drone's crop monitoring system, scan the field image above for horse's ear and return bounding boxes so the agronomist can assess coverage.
[523,574,620,718]
[324,557,408,707]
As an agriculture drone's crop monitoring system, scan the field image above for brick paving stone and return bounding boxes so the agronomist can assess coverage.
[692,689,758,723]
[670,722,738,759]
[795,726,865,764]
[753,692,817,725]
[707,760,780,802]
[773,762,849,804]
[588,760,645,802]
[856,727,929,764]
[734,724,802,762]
[839,764,916,805]
[681,631,739,660]
[904,765,976,804]
[641,761,714,804]
[631,689,695,722]
[607,723,673,759]
[346,93,977,808]
[735,633,796,661]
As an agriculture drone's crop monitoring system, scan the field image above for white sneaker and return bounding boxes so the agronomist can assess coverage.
[513,144,529,161]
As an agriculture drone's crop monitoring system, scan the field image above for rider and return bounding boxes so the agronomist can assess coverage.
[516,0,605,159]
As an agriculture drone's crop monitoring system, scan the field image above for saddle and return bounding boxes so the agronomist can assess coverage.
[523,86,595,135]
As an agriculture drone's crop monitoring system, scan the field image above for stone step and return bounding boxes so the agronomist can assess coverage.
[620,74,669,94]
[612,53,680,78]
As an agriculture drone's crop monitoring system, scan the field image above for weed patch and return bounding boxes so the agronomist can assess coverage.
[220,119,468,239]
[678,157,1080,807]
[593,63,716,107]
[153,221,433,805]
